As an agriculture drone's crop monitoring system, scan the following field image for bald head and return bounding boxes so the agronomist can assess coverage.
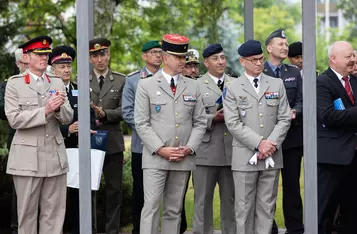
[328,41,355,76]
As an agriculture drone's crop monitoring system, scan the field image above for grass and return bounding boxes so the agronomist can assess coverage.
[121,138,304,231]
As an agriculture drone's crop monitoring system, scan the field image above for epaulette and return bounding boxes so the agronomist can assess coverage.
[286,64,298,69]
[8,74,24,80]
[127,70,140,77]
[111,71,126,77]
[47,74,61,79]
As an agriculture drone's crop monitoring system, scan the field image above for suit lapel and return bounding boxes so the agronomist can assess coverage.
[100,71,114,98]
[174,75,187,101]
[258,74,270,100]
[241,74,258,100]
[264,62,276,78]
[202,73,222,96]
[157,72,174,99]
[326,68,353,105]
[90,71,100,96]
[28,75,39,94]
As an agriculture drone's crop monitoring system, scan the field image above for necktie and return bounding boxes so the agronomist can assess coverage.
[253,78,259,88]
[99,76,104,90]
[217,80,224,91]
[342,76,354,104]
[170,77,176,95]
[275,67,281,78]
[66,87,69,94]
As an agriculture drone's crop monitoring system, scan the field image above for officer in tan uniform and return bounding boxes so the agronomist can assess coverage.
[135,34,207,234]
[223,40,291,234]
[88,37,126,234]
[193,44,235,234]
[5,35,73,234]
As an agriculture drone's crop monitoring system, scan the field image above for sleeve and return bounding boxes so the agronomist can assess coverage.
[54,83,74,125]
[122,77,136,129]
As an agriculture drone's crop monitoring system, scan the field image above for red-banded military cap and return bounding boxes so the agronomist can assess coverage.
[89,37,111,53]
[161,34,189,56]
[48,45,76,65]
[19,35,52,54]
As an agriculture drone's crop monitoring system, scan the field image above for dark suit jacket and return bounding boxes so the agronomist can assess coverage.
[317,67,357,165]
[60,82,96,148]
[264,62,303,150]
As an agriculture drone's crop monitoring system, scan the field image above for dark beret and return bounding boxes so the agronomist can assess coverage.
[238,40,263,57]
[202,44,223,58]
[265,29,286,46]
[142,40,161,52]
[49,45,76,65]
[288,41,302,57]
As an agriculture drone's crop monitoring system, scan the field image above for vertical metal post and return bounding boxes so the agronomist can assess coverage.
[244,0,254,41]
[302,0,318,233]
[76,0,93,233]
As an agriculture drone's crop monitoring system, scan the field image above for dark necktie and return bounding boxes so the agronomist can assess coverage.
[275,67,281,78]
[253,78,259,88]
[170,77,176,95]
[217,80,224,91]
[99,75,104,90]
[66,86,69,94]
[342,76,354,104]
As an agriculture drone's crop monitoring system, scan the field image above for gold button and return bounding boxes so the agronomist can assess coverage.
[175,112,178,116]
[259,113,263,117]
[175,136,179,140]
[46,134,49,137]
[21,140,24,143]
[261,136,264,139]
[259,102,262,106]
[224,132,227,136]
[260,124,264,128]
[175,101,178,104]
[176,124,179,128]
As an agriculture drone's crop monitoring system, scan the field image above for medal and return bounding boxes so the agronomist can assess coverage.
[156,91,161,96]
[240,110,246,117]
[155,105,161,113]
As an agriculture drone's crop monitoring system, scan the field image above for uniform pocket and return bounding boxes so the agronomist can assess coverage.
[150,99,167,117]
[56,135,68,169]
[9,137,38,171]
[18,97,39,110]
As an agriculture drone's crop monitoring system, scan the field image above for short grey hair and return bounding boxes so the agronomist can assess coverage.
[14,48,23,62]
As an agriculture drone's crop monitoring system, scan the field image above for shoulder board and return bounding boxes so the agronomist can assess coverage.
[111,71,126,77]
[8,74,24,80]
[47,74,61,79]
[127,70,140,77]
[285,64,298,69]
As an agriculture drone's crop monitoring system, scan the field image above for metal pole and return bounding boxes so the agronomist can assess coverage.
[244,0,254,41]
[302,0,318,233]
[76,0,92,233]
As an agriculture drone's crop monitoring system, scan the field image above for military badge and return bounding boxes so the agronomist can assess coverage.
[42,39,47,45]
[183,94,197,102]
[204,80,209,84]
[265,92,280,99]
[240,110,246,117]
[24,73,30,84]
[238,96,248,105]
[155,105,161,113]
[285,77,296,82]
[94,43,101,50]
[49,89,57,96]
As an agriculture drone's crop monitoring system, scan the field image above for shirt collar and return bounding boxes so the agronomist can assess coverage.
[208,73,225,85]
[161,69,179,85]
[28,70,45,81]
[330,67,349,81]
[245,72,262,85]
[94,69,109,80]
[267,61,283,72]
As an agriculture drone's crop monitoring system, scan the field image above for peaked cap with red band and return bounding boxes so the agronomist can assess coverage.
[89,37,111,53]
[48,45,76,65]
[161,34,189,56]
[19,35,52,54]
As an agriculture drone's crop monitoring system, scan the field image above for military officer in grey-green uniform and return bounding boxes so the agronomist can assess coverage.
[122,40,162,234]
[193,44,235,234]
[263,29,304,234]
[89,37,126,234]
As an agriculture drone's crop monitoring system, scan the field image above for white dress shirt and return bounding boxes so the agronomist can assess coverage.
[330,67,350,88]
[161,69,179,86]
[208,73,224,85]
[245,72,262,94]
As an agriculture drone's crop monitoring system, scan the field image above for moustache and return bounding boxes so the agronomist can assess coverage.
[348,61,355,66]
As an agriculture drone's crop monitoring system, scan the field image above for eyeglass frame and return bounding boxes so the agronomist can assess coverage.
[243,56,265,65]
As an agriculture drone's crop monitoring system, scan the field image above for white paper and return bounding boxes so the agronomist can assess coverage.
[248,152,258,165]
[66,148,106,191]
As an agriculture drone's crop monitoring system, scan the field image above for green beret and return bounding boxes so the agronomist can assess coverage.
[141,40,161,52]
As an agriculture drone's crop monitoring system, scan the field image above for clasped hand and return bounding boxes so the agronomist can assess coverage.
[157,146,192,162]
[257,140,277,160]
[45,90,65,116]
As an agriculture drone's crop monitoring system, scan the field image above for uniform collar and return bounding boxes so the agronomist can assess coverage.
[161,69,179,85]
[208,72,224,85]
[267,61,283,72]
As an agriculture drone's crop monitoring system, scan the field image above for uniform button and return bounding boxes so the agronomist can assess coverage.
[175,101,178,104]
[21,140,24,143]
[26,101,29,104]
[260,124,264,128]
[46,134,49,138]
[42,95,45,99]
[175,112,178,116]
[175,136,179,140]
[261,136,264,139]
[224,132,227,136]
[273,102,276,105]
[259,102,262,106]
[176,124,179,128]
[259,113,263,117]
[100,99,102,102]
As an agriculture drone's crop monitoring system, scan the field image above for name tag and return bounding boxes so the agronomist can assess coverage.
[72,90,78,96]
[285,77,296,82]
[265,92,280,99]
[183,94,196,102]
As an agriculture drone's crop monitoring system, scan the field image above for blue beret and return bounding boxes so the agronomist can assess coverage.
[265,29,286,46]
[288,41,302,57]
[202,44,223,58]
[141,40,161,52]
[238,40,263,57]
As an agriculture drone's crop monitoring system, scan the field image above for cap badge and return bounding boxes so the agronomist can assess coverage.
[42,40,47,45]
[61,53,68,58]
[281,30,286,38]
[94,44,101,50]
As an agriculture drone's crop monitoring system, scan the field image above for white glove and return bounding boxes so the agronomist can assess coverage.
[265,156,275,169]
[248,152,258,165]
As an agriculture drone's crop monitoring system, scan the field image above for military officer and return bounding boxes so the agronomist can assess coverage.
[288,41,319,78]
[5,35,74,234]
[182,48,200,79]
[224,39,291,234]
[122,40,162,234]
[192,44,235,234]
[263,29,304,234]
[88,37,126,234]
[49,45,96,234]
[135,34,207,234]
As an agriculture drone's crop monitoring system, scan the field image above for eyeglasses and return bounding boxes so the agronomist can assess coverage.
[244,56,265,65]
[185,64,199,69]
[147,50,162,56]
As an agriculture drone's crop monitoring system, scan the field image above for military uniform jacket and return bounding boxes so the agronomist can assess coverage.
[90,69,126,154]
[223,73,291,171]
[134,71,207,171]
[264,62,303,150]
[5,71,74,177]
[60,82,96,148]
[122,68,151,154]
[196,73,234,166]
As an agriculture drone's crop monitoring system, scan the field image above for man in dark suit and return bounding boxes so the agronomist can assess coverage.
[264,29,304,234]
[49,45,96,234]
[317,41,357,234]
